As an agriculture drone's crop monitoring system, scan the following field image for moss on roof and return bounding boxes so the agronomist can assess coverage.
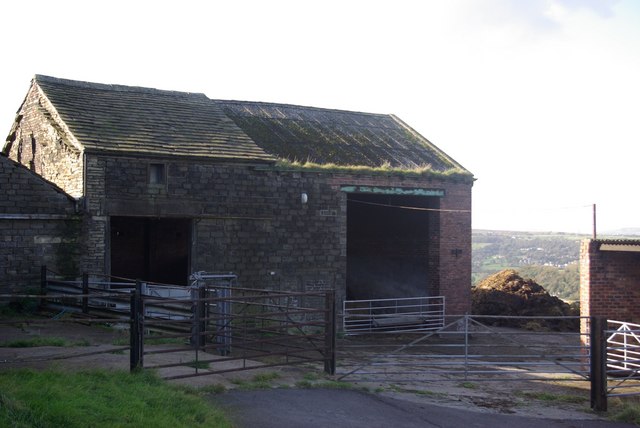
[23,76,472,179]
[216,100,471,175]
[270,159,474,182]
[33,75,274,162]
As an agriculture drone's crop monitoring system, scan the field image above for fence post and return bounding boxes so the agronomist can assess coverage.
[324,290,336,375]
[130,280,144,371]
[39,265,47,310]
[190,285,206,349]
[198,285,207,349]
[82,273,89,314]
[590,316,607,412]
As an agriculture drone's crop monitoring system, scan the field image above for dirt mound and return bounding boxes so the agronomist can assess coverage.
[472,269,578,331]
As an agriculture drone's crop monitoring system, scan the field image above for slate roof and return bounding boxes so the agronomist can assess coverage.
[25,75,468,173]
[217,100,466,171]
[33,75,274,162]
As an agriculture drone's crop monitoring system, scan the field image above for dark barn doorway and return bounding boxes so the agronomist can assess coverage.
[346,193,438,300]
[110,217,190,286]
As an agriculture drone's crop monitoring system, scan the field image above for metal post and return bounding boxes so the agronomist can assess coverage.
[130,280,144,371]
[82,273,89,314]
[130,290,139,371]
[324,290,336,375]
[190,285,206,349]
[593,203,597,240]
[464,315,469,381]
[590,316,607,411]
[39,265,47,310]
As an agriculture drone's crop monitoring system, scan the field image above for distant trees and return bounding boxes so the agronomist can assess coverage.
[517,264,579,302]
[472,231,582,302]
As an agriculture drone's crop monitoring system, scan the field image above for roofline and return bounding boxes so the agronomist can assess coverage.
[34,80,85,153]
[35,74,209,100]
[83,148,277,165]
[390,115,470,173]
[214,99,393,118]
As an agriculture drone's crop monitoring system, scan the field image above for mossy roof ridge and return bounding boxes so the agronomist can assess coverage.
[33,75,274,162]
[216,100,469,173]
[269,159,474,183]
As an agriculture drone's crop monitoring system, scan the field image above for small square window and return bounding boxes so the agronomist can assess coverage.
[149,163,166,185]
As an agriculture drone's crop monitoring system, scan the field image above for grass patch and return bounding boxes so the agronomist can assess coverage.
[231,372,282,390]
[0,336,89,348]
[272,159,474,182]
[610,398,640,424]
[0,369,231,427]
[303,372,321,382]
[184,360,210,370]
[145,336,188,346]
[516,391,586,404]
[459,382,478,389]
[388,384,444,397]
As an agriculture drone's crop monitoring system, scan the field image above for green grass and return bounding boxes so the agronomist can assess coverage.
[459,381,478,389]
[0,369,231,428]
[184,360,210,370]
[273,159,474,182]
[516,391,586,404]
[0,336,90,348]
[387,384,444,397]
[231,372,282,390]
[610,398,640,424]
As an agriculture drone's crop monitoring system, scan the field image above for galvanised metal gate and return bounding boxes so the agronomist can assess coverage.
[342,296,445,335]
[338,314,589,385]
[604,320,640,405]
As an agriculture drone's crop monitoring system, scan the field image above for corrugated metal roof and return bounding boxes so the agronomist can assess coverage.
[597,240,640,252]
[34,75,274,162]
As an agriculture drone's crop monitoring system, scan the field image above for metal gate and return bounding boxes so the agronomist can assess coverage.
[39,267,336,379]
[337,314,589,383]
[605,320,640,400]
[342,296,445,335]
[132,284,336,379]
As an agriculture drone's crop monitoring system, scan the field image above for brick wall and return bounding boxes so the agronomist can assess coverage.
[89,154,472,313]
[580,239,640,324]
[0,155,80,294]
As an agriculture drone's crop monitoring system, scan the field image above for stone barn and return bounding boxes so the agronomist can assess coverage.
[2,75,474,314]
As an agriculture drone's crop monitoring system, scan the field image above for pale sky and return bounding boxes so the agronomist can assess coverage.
[1,0,638,234]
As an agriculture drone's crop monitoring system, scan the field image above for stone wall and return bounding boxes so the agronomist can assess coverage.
[0,155,80,294]
[84,154,472,313]
[4,82,84,198]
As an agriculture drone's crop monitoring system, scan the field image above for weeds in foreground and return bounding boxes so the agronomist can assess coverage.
[609,397,640,425]
[459,382,478,389]
[0,369,231,427]
[184,360,210,370]
[387,384,444,398]
[0,337,89,348]
[231,372,282,390]
[516,391,586,404]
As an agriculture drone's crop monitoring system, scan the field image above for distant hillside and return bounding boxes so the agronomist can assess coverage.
[472,230,584,302]
[603,227,640,236]
[472,229,640,302]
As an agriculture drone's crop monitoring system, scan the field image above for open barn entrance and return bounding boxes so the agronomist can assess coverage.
[110,217,191,285]
[346,192,439,301]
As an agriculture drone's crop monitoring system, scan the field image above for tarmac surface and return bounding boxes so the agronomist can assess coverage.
[209,388,636,428]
